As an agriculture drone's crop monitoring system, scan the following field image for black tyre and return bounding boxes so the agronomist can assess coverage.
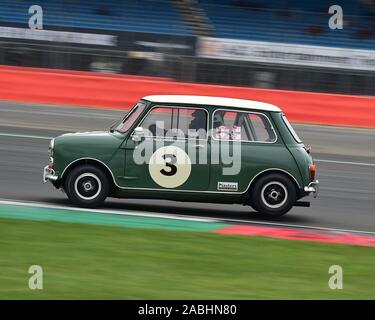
[65,165,109,208]
[251,173,296,216]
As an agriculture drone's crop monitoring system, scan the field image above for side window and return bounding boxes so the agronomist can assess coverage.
[141,107,173,137]
[212,109,276,142]
[246,113,277,142]
[179,108,207,139]
[213,110,240,140]
[140,106,207,139]
[282,114,302,143]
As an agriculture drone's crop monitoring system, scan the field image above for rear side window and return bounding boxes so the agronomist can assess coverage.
[282,114,302,143]
[212,109,276,143]
[248,113,276,142]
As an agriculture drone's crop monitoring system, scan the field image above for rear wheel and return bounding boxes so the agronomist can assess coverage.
[251,173,296,216]
[65,165,109,208]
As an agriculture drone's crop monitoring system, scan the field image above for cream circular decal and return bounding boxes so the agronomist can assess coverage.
[149,146,192,188]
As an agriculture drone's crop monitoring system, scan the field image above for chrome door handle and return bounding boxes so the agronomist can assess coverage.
[193,144,205,149]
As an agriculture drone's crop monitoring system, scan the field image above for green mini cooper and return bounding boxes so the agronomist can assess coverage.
[43,95,318,216]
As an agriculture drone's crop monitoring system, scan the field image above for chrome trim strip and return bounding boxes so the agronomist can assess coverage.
[61,158,301,194]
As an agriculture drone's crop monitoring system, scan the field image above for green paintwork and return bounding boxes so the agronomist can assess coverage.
[48,99,314,204]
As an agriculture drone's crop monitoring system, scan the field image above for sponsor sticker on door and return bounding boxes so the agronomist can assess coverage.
[217,181,238,191]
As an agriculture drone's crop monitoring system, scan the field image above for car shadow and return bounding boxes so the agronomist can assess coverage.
[42,197,315,224]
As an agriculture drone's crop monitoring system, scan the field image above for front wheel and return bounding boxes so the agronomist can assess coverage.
[251,173,296,216]
[65,165,109,208]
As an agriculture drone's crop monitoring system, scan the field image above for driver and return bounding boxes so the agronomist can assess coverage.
[213,111,225,129]
[188,109,206,138]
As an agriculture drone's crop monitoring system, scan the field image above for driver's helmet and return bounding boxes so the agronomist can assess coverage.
[213,111,225,128]
[189,109,206,131]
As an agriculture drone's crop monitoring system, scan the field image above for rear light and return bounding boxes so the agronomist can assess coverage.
[309,164,316,181]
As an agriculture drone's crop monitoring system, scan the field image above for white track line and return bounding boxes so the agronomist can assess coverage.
[1,199,375,236]
[0,199,217,223]
[315,159,375,167]
[0,132,52,140]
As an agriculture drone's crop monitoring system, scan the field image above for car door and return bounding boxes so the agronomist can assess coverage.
[122,105,210,191]
[209,108,281,193]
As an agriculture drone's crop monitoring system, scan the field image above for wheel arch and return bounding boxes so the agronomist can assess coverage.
[61,158,116,191]
[247,168,300,196]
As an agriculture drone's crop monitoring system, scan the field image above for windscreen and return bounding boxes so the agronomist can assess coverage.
[115,102,146,133]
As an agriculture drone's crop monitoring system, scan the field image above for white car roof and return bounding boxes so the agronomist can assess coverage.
[142,95,281,112]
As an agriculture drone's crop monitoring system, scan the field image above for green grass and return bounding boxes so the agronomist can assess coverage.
[0,218,374,299]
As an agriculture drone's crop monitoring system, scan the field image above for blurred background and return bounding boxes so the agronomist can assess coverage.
[0,0,374,95]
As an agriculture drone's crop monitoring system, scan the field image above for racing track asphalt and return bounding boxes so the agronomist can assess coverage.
[0,101,375,232]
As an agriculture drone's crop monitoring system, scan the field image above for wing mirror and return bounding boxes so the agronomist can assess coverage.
[132,126,144,143]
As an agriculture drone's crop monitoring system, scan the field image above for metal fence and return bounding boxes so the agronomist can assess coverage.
[1,38,375,96]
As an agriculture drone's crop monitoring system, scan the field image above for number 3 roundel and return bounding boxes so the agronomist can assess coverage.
[149,146,192,188]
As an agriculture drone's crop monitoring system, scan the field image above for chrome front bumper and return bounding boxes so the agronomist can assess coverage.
[43,165,59,183]
[304,180,319,198]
